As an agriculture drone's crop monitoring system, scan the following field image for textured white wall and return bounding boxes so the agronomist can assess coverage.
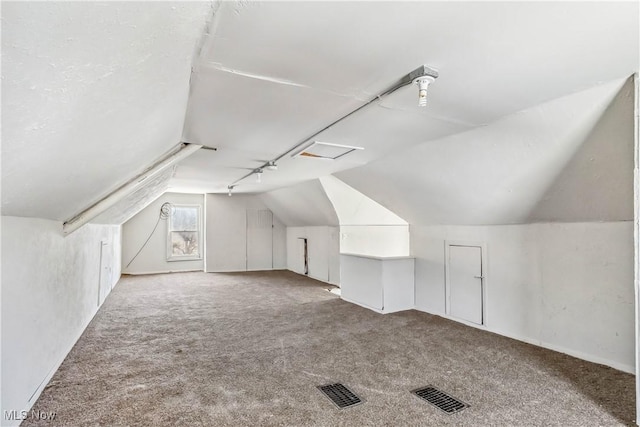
[206,194,248,272]
[632,72,639,425]
[1,217,121,425]
[412,222,635,373]
[286,226,340,285]
[273,216,287,270]
[122,193,204,274]
[205,194,286,272]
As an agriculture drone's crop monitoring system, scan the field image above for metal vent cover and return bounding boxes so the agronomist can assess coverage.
[411,385,469,414]
[317,383,363,409]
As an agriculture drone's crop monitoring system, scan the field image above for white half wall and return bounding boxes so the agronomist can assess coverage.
[205,194,286,272]
[339,225,410,257]
[1,216,121,426]
[287,226,339,285]
[122,192,204,275]
[412,221,635,373]
[340,254,414,313]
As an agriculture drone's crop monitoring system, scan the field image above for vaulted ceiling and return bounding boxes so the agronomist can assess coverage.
[173,1,639,197]
[2,2,212,220]
[337,76,635,225]
[2,1,638,227]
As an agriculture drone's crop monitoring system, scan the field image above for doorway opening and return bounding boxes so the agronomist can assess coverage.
[298,237,309,275]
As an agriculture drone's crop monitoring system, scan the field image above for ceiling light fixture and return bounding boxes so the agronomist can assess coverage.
[228,185,234,196]
[226,64,438,190]
[414,76,436,107]
[409,65,439,107]
[266,161,278,171]
[255,169,263,183]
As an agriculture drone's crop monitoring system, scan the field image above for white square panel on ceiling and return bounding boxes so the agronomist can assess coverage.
[292,141,363,160]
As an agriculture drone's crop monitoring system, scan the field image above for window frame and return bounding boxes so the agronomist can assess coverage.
[166,204,203,262]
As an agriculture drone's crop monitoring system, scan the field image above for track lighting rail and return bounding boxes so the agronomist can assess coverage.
[227,65,438,192]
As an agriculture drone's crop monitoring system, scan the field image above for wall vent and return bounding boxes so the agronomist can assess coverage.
[292,141,363,160]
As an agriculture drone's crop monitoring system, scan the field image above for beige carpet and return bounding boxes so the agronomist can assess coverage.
[24,271,635,426]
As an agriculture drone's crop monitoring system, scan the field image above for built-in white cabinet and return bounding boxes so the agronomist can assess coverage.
[340,253,414,314]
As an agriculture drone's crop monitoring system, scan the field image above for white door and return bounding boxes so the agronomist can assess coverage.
[448,245,483,325]
[246,210,273,270]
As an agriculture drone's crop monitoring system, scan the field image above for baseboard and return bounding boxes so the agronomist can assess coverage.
[340,295,384,313]
[204,269,284,273]
[340,295,413,315]
[433,311,490,331]
[415,307,635,374]
[286,269,334,285]
[124,269,203,275]
[492,328,635,374]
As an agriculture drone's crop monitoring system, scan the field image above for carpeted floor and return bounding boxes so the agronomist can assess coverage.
[24,271,635,426]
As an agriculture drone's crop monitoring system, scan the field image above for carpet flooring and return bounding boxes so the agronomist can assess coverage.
[24,271,635,426]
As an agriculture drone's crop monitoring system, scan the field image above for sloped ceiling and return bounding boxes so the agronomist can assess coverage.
[319,175,406,226]
[2,1,637,228]
[1,1,214,221]
[91,167,173,225]
[527,78,635,223]
[172,1,638,196]
[259,180,338,227]
[336,77,634,226]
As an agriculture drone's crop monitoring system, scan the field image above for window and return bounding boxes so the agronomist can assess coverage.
[167,205,202,261]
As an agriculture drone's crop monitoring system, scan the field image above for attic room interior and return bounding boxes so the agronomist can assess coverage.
[1,1,639,425]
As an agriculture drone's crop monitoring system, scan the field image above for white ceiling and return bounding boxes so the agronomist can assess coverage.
[91,167,174,226]
[319,176,407,226]
[1,1,638,227]
[173,1,638,195]
[336,77,634,225]
[1,2,213,220]
[259,180,339,227]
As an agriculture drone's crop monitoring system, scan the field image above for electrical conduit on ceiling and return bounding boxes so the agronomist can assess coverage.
[227,65,439,194]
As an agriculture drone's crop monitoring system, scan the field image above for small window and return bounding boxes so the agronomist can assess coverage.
[167,205,202,261]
